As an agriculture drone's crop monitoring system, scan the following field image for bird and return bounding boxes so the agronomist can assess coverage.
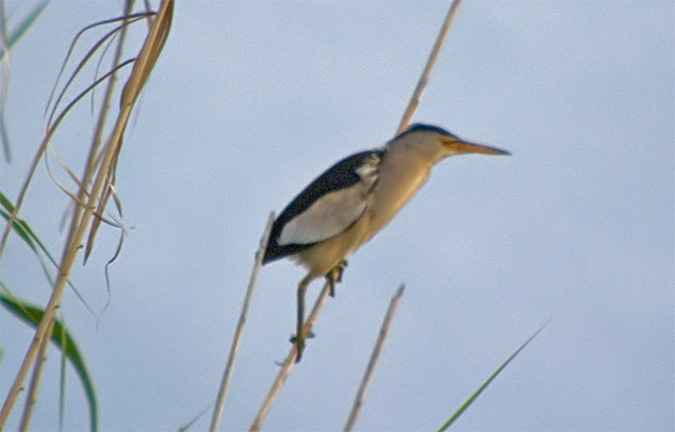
[263,123,510,361]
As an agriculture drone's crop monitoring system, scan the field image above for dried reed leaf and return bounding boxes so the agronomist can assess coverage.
[0,1,173,426]
[84,0,173,260]
[45,13,152,129]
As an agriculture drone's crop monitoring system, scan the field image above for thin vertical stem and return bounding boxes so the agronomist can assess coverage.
[343,284,405,432]
[209,213,275,432]
[18,319,53,432]
[64,0,134,258]
[397,0,463,134]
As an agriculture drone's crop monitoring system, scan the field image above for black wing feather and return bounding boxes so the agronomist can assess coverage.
[263,149,384,263]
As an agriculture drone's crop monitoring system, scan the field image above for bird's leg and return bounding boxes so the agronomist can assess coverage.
[326,274,336,298]
[326,259,348,298]
[335,259,348,283]
[291,279,309,362]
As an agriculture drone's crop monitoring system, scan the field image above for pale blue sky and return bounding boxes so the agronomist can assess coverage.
[1,1,673,431]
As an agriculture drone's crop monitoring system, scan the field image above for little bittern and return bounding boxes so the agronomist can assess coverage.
[263,123,509,361]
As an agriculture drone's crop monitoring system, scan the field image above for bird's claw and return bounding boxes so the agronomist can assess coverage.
[327,260,348,297]
[294,336,305,362]
[290,330,315,362]
[335,259,348,283]
[289,331,315,343]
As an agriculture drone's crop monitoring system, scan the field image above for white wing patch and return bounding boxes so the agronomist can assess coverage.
[278,186,368,245]
[278,152,381,246]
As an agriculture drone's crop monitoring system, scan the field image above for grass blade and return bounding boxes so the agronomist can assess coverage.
[0,208,36,251]
[436,322,548,431]
[0,1,49,57]
[0,291,98,431]
[0,1,50,161]
[179,405,212,432]
[0,189,95,316]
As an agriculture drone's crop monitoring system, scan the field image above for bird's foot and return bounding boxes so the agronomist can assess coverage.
[289,331,315,362]
[289,331,315,343]
[335,259,348,283]
[293,335,305,362]
[326,260,348,297]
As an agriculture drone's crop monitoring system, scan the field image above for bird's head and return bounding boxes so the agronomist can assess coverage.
[393,123,510,163]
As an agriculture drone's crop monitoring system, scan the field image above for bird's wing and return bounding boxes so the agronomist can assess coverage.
[263,150,383,263]
[278,184,367,245]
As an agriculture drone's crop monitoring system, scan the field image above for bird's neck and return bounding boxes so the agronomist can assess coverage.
[364,151,431,239]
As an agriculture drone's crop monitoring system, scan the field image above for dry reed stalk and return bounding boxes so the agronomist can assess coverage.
[397,0,463,135]
[0,1,173,427]
[16,4,136,427]
[343,284,405,432]
[64,1,134,262]
[209,213,275,432]
[249,281,333,432]
[17,318,52,432]
[83,9,161,262]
